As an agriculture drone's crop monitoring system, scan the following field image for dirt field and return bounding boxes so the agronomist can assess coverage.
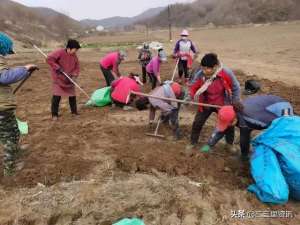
[0,23,300,225]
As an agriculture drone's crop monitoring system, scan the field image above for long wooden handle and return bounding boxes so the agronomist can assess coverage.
[13,71,34,94]
[33,44,91,100]
[131,91,221,109]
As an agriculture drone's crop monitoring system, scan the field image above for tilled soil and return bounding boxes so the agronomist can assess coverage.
[0,49,299,225]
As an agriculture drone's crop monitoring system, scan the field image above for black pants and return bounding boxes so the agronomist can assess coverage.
[142,66,147,83]
[178,59,189,79]
[112,99,126,108]
[51,95,77,117]
[191,107,234,145]
[148,72,157,89]
[100,66,115,86]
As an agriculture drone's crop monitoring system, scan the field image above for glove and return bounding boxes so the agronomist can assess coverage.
[56,68,64,75]
[200,144,211,153]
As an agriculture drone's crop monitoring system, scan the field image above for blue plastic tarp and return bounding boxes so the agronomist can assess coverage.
[249,116,300,203]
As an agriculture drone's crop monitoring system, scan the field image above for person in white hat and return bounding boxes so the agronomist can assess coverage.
[173,29,198,84]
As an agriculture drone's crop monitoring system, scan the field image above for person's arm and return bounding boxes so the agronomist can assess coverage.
[156,73,161,84]
[46,49,62,72]
[112,59,121,78]
[189,78,202,99]
[207,129,226,147]
[0,67,28,85]
[138,51,142,61]
[173,40,180,56]
[190,41,198,54]
[226,68,241,102]
[153,60,161,84]
[72,55,80,77]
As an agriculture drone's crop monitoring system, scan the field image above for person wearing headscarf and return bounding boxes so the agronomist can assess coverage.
[0,32,38,176]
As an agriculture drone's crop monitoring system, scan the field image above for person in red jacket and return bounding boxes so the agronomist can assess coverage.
[46,39,81,120]
[111,73,142,110]
[186,53,241,151]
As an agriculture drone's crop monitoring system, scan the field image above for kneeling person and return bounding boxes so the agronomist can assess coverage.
[111,73,142,110]
[203,95,294,161]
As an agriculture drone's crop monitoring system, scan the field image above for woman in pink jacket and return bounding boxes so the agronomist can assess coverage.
[146,48,167,89]
[99,50,127,86]
[46,39,81,120]
[111,73,142,110]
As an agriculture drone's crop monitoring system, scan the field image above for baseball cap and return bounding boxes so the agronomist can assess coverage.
[216,106,236,132]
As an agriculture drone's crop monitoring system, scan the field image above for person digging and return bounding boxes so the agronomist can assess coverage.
[136,81,184,140]
[0,32,38,176]
[146,48,167,89]
[46,39,81,121]
[100,50,127,86]
[185,53,241,153]
[201,95,294,161]
[111,73,143,111]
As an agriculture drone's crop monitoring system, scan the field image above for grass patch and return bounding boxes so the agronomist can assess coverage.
[81,42,139,50]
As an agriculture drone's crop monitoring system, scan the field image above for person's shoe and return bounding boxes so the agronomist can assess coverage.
[16,144,30,159]
[185,144,196,156]
[173,129,182,140]
[123,106,134,111]
[52,116,58,121]
[3,165,15,177]
[71,112,80,117]
[200,144,211,153]
[15,162,25,171]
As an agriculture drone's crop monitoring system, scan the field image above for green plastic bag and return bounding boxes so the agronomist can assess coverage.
[113,218,145,225]
[16,118,28,135]
[86,86,112,107]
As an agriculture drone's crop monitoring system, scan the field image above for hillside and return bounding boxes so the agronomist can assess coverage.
[0,0,84,46]
[137,0,300,27]
[81,7,165,28]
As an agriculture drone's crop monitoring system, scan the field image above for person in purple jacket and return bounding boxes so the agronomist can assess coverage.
[146,48,167,89]
[0,32,38,176]
[173,29,198,84]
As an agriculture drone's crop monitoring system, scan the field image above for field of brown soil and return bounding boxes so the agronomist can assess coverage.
[0,23,300,224]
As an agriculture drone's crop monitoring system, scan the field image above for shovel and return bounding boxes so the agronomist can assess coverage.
[146,118,165,139]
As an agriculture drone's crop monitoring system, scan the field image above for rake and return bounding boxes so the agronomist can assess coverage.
[146,118,165,139]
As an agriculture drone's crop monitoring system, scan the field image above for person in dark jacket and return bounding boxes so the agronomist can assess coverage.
[186,53,241,152]
[0,32,38,176]
[138,43,152,84]
[202,95,294,161]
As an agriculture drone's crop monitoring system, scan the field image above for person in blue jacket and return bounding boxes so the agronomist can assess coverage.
[0,32,38,176]
[201,95,294,161]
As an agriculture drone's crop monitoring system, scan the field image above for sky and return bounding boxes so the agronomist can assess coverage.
[12,0,194,20]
